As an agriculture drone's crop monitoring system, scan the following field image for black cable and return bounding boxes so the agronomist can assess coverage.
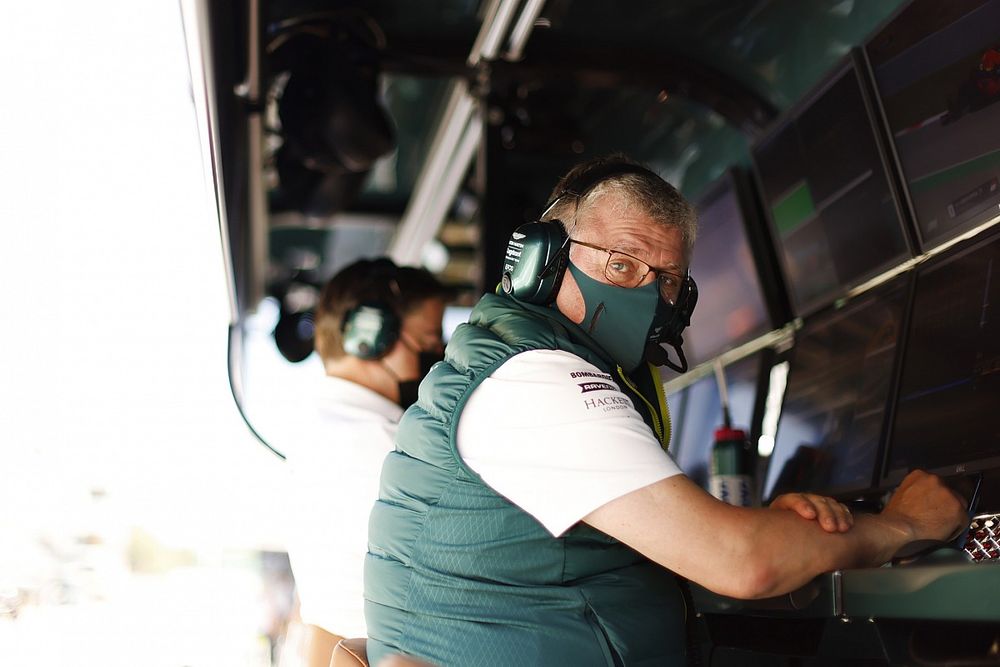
[227,323,286,460]
[678,576,704,667]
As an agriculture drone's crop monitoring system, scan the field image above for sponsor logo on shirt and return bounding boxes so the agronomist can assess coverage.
[569,370,613,381]
[578,382,616,393]
[583,395,632,412]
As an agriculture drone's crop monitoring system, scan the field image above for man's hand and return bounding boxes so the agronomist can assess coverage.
[879,470,967,545]
[770,492,854,533]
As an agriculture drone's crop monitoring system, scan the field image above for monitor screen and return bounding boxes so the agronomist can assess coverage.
[670,355,762,490]
[867,0,1000,250]
[753,59,910,315]
[763,277,910,501]
[886,230,1000,480]
[686,174,773,366]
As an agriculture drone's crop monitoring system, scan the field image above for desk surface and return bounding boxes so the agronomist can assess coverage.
[691,557,1000,622]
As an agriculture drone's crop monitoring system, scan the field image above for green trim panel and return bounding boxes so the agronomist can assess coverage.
[841,561,1000,621]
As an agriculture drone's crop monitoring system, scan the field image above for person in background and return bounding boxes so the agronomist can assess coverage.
[282,257,451,667]
[364,155,967,666]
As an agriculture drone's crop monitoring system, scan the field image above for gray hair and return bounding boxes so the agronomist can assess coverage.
[542,157,698,252]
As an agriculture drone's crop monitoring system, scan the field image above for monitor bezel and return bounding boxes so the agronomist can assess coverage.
[686,168,792,365]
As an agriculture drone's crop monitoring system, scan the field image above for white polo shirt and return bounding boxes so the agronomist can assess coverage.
[457,349,682,537]
[284,375,402,638]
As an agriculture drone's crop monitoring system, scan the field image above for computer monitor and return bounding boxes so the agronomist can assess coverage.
[885,229,1000,484]
[753,55,912,316]
[866,0,1000,251]
[669,355,763,491]
[685,171,780,366]
[762,276,910,502]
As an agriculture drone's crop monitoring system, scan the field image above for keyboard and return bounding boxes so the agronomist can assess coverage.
[963,514,1000,562]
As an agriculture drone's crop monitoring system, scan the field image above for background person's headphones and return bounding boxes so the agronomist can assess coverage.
[340,259,402,360]
[499,161,698,367]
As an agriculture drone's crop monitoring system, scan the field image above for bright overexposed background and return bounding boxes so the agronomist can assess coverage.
[0,1,293,664]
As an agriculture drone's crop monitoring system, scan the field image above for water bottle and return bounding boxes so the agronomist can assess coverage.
[709,426,752,507]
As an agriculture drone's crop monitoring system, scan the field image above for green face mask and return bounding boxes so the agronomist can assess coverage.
[567,261,669,373]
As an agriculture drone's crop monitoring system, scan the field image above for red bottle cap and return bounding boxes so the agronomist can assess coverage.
[713,426,746,442]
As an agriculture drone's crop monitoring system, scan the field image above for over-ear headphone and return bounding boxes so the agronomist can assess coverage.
[664,276,698,345]
[501,162,657,306]
[500,220,570,305]
[645,276,699,373]
[340,259,402,360]
[342,302,400,359]
[499,161,699,353]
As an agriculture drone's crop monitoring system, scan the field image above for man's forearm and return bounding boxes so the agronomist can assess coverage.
[736,510,915,599]
[584,471,964,601]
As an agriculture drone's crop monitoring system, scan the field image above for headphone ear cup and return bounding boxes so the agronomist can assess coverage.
[501,221,569,305]
[341,302,401,359]
[662,276,698,345]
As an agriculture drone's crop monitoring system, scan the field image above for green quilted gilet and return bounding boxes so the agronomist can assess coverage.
[365,293,686,667]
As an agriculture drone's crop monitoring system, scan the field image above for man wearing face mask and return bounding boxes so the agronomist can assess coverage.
[282,257,451,667]
[364,156,966,666]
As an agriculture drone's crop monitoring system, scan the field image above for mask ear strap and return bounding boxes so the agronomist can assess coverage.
[396,330,419,354]
[663,343,688,374]
[379,359,402,382]
[646,340,689,374]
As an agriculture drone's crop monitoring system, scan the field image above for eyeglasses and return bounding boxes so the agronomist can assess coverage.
[569,238,685,303]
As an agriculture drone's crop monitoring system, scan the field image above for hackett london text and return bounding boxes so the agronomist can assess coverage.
[583,395,631,410]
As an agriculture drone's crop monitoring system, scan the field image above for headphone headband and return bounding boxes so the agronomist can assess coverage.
[541,162,663,219]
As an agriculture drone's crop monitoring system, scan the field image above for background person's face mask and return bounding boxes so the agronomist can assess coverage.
[395,348,444,409]
[567,261,670,373]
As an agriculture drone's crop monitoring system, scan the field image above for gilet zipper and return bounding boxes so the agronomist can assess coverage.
[615,364,671,451]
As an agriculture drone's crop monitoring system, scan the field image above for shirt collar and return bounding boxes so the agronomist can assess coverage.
[315,375,404,423]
